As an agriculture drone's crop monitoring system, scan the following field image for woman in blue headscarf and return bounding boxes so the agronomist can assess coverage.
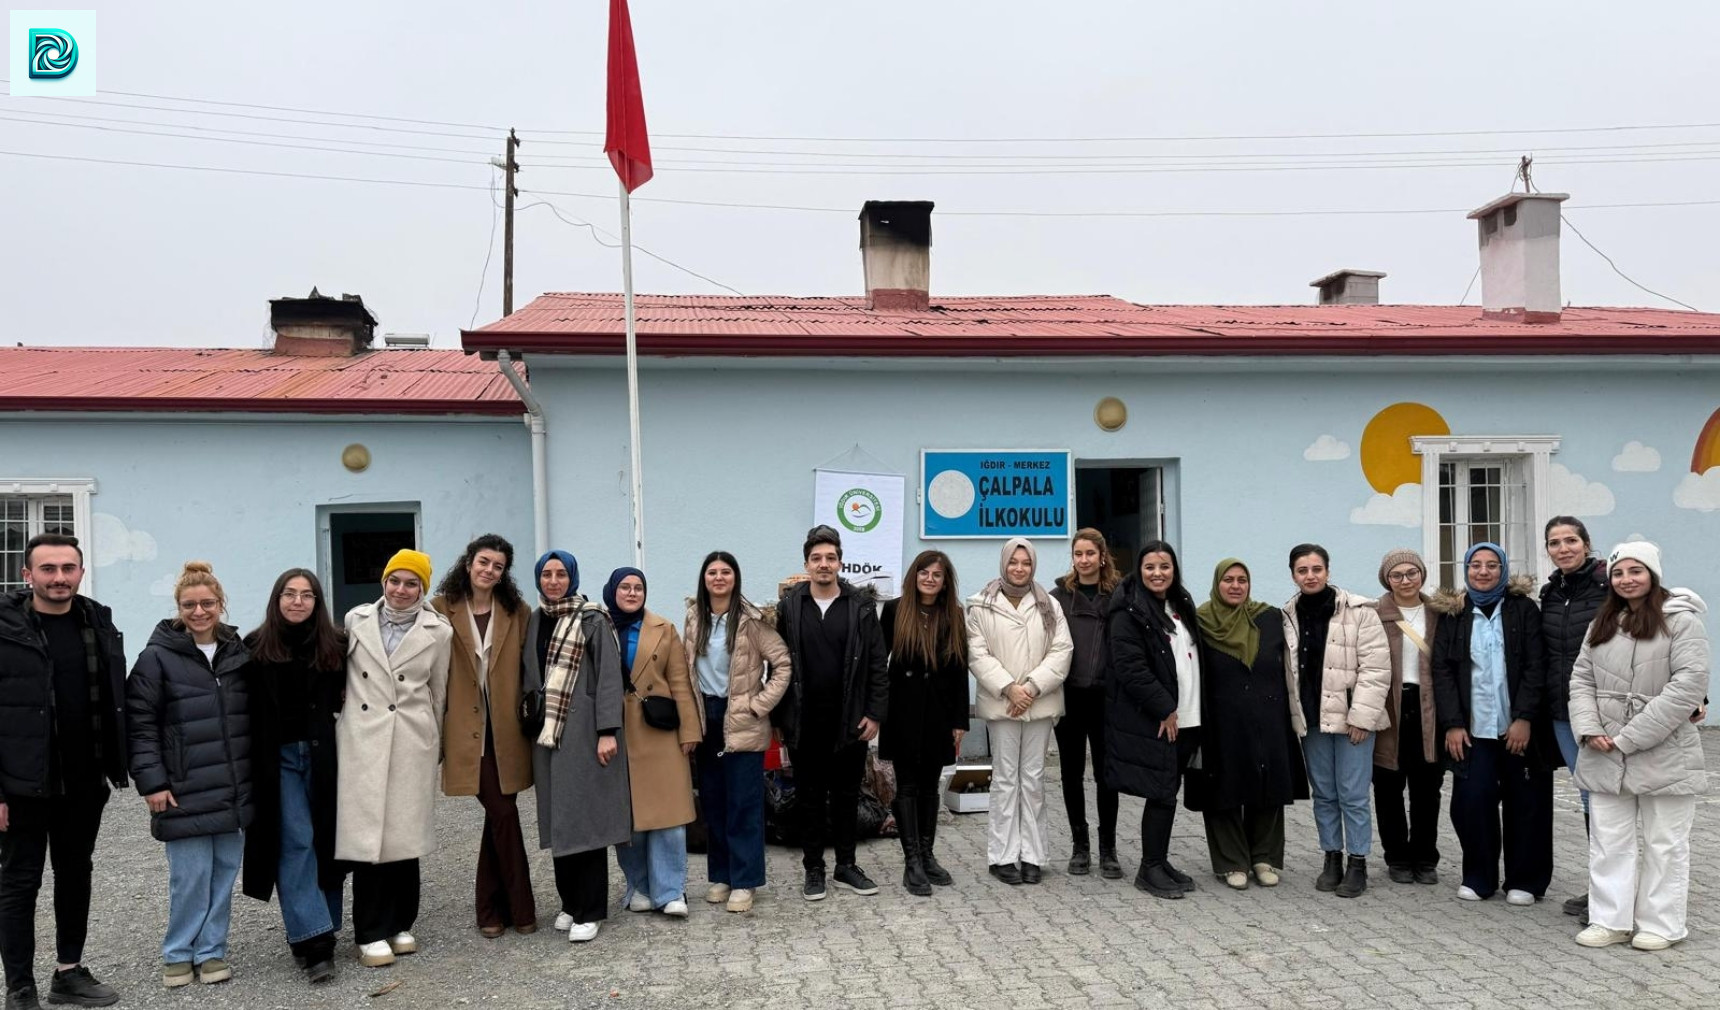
[520,551,632,942]
[604,567,701,917]
[1430,542,1554,907]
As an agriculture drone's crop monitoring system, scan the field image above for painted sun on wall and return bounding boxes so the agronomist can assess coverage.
[1674,407,1720,511]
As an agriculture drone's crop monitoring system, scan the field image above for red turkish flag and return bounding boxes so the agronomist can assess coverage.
[604,0,653,192]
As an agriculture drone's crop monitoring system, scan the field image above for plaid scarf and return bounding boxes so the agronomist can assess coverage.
[536,594,612,748]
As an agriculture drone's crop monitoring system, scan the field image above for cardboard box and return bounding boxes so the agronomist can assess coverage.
[943,765,992,813]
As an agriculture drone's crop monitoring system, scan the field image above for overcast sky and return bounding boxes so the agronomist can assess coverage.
[2,1,1715,347]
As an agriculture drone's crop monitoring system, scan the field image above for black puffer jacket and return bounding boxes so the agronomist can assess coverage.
[126,620,253,841]
[1539,559,1608,722]
[1104,575,1205,803]
[1050,581,1111,690]
[771,581,888,750]
[0,591,129,801]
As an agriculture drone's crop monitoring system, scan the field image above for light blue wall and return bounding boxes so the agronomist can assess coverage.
[529,356,1720,705]
[0,416,533,654]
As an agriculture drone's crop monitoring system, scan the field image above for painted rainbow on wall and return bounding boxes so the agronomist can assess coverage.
[1694,408,1720,474]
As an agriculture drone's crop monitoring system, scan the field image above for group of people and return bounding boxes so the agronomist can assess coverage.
[0,516,1707,1008]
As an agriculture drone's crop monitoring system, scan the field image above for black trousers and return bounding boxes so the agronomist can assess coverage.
[1054,684,1118,847]
[891,759,942,801]
[1139,731,1199,868]
[351,859,420,945]
[552,848,609,925]
[0,789,108,991]
[1373,695,1446,870]
[1449,738,1554,898]
[788,740,867,870]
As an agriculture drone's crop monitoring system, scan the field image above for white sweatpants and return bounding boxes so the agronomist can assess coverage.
[1589,791,1698,940]
[987,717,1055,867]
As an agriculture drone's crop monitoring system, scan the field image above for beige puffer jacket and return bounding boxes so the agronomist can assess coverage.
[1282,586,1392,736]
[965,589,1074,722]
[682,599,792,753]
[1568,589,1710,796]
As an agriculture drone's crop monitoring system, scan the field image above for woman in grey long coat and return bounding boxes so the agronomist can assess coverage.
[522,550,632,943]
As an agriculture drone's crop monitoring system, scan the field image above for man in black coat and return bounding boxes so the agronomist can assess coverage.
[0,535,127,1010]
[774,525,889,902]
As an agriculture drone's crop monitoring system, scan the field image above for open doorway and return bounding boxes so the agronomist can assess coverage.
[318,504,421,620]
[1074,465,1165,572]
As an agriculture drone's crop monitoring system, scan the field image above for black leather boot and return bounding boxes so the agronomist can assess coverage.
[1335,855,1368,898]
[894,799,932,897]
[1067,826,1091,875]
[917,794,953,886]
[1315,851,1344,891]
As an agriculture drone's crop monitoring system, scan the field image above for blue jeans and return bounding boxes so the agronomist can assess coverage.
[1302,730,1375,856]
[695,695,767,889]
[617,827,688,908]
[1550,720,1590,814]
[277,742,342,942]
[163,831,242,965]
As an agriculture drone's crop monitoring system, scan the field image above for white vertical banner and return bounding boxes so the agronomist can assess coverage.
[813,468,905,598]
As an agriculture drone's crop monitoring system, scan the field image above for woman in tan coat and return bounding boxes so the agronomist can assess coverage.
[603,567,701,917]
[335,549,451,967]
[684,551,792,914]
[432,534,535,938]
[1369,548,1446,886]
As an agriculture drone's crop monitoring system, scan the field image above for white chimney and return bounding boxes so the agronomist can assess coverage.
[1310,269,1386,306]
[1466,192,1568,322]
[859,200,933,312]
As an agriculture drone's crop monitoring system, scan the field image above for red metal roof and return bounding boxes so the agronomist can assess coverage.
[463,293,1720,357]
[0,347,522,415]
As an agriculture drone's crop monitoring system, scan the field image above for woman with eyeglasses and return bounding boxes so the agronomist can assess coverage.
[1368,550,1446,886]
[1430,543,1553,906]
[126,561,252,988]
[335,550,452,967]
[240,569,347,984]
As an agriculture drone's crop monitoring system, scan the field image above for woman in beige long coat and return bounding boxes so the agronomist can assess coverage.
[603,567,702,917]
[335,549,451,968]
[433,534,536,938]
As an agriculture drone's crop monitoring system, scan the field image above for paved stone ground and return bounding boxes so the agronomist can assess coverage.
[31,731,1720,1008]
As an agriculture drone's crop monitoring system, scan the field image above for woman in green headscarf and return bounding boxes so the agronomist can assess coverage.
[1190,559,1308,889]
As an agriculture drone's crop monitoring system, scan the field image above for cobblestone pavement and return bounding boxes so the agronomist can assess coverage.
[34,731,1720,1009]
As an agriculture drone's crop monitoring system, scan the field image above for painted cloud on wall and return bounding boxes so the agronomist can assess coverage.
[1350,483,1422,526]
[1549,464,1616,516]
[1673,468,1720,512]
[1610,441,1661,472]
[1303,435,1351,461]
[91,512,158,567]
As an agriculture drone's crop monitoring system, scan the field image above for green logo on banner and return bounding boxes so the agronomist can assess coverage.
[836,488,882,533]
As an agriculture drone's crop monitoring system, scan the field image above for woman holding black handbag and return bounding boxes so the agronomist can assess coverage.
[605,567,702,918]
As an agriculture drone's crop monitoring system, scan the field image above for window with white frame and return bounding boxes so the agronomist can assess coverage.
[0,480,96,593]
[1411,437,1558,591]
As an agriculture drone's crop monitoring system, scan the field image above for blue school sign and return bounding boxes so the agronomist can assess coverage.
[921,449,1072,538]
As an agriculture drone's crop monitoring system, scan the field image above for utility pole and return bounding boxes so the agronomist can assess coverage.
[503,129,520,316]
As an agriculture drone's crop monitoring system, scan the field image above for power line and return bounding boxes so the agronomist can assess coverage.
[1560,213,1700,311]
[0,113,489,166]
[518,199,744,295]
[470,168,501,329]
[2,106,499,156]
[5,92,502,141]
[0,148,496,191]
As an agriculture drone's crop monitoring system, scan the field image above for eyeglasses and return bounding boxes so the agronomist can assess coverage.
[1386,571,1422,583]
[178,600,221,612]
[1466,562,1502,572]
[279,591,317,602]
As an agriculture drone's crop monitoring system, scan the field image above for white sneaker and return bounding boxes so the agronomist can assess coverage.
[552,912,573,932]
[387,932,417,955]
[1505,889,1535,906]
[627,893,653,912]
[1456,885,1482,901]
[725,887,754,913]
[1631,931,1674,951]
[567,921,599,943]
[357,941,395,967]
[661,899,689,918]
[705,883,731,904]
[1576,924,1633,948]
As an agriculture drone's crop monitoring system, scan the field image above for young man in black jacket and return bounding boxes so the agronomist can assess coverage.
[0,535,127,1010]
[775,526,889,901]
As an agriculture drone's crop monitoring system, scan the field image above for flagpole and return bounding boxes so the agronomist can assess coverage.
[620,177,645,569]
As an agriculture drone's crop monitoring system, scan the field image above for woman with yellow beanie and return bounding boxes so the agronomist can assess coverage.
[335,549,452,967]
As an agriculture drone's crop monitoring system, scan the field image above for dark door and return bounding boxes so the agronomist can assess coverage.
[329,511,418,620]
[1074,466,1163,571]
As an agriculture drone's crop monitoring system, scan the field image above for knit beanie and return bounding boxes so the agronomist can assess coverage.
[1607,541,1662,582]
[382,548,433,588]
[1377,548,1427,591]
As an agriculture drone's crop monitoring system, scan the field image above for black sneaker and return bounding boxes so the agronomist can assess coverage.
[832,863,879,896]
[988,862,1023,885]
[1134,863,1184,900]
[6,985,41,1010]
[1387,864,1415,884]
[1019,862,1043,885]
[46,966,118,1008]
[1563,894,1588,917]
[802,866,828,902]
[303,960,336,985]
[1413,865,1440,885]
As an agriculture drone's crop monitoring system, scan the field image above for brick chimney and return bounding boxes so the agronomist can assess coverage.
[1466,192,1569,323]
[1310,269,1386,306]
[269,288,378,356]
[860,200,933,312]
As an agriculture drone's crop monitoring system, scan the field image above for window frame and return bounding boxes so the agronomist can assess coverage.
[0,478,97,596]
[1410,436,1559,588]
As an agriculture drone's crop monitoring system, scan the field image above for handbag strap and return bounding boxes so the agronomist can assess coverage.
[1396,619,1431,658]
